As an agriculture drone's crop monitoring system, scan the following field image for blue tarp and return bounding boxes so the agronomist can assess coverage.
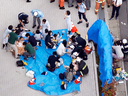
[20,29,81,95]
[87,19,113,86]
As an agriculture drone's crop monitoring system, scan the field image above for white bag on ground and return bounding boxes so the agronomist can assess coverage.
[26,70,34,78]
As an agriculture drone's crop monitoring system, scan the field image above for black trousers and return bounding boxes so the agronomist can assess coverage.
[111,5,120,18]
[78,11,88,22]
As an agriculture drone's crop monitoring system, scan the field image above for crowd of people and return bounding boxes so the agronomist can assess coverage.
[2,2,91,84]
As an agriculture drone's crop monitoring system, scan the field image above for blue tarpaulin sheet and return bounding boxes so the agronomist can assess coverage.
[87,19,113,86]
[20,29,81,95]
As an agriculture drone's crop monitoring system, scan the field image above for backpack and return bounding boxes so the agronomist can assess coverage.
[16,60,24,67]
[65,68,73,82]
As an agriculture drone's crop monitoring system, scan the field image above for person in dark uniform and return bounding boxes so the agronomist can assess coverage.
[18,13,29,26]
[76,34,86,48]
[46,51,59,72]
[73,57,89,76]
[25,33,37,49]
[45,31,55,49]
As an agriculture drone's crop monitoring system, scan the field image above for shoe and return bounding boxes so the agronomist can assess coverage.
[24,58,28,61]
[60,6,65,10]
[16,57,20,59]
[59,5,60,7]
[33,56,35,59]
[102,8,104,10]
[32,25,36,28]
[50,0,55,3]
[68,5,74,8]
[109,17,113,20]
[77,21,82,24]
[17,54,21,56]
[86,23,89,28]
[37,26,40,29]
[107,5,110,8]
[41,71,47,75]
[75,6,78,9]
[26,1,31,2]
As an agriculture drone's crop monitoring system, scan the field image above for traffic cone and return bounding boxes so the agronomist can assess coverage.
[29,78,36,85]
[71,20,78,33]
[74,75,81,84]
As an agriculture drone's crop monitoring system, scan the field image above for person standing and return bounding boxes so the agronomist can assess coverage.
[2,25,13,49]
[109,0,122,20]
[68,0,74,7]
[39,19,50,35]
[5,29,20,59]
[18,12,29,26]
[59,0,65,9]
[106,0,112,7]
[31,9,44,29]
[85,0,91,10]
[77,0,89,28]
[95,0,105,14]
[64,10,72,35]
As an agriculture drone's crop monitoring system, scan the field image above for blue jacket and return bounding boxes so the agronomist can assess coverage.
[31,9,44,19]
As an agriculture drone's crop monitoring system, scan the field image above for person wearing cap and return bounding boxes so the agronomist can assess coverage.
[31,9,44,29]
[18,12,29,26]
[121,39,128,57]
[77,0,89,28]
[73,57,89,76]
[72,46,88,60]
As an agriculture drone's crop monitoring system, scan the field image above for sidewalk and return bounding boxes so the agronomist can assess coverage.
[104,1,127,96]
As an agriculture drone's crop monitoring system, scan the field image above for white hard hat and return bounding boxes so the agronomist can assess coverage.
[76,57,82,62]
[70,45,75,49]
[73,52,78,56]
[122,39,127,44]
[34,11,38,16]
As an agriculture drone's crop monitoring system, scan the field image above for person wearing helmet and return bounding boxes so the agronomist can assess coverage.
[31,9,44,29]
[122,39,128,57]
[73,57,89,76]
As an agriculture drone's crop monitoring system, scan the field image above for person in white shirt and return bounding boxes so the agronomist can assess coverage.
[77,0,89,28]
[112,42,124,60]
[39,19,50,35]
[109,0,122,20]
[2,25,13,49]
[64,10,72,36]
[57,40,67,56]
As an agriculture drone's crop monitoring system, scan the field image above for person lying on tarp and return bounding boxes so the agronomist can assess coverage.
[46,51,60,72]
[73,57,89,77]
[71,46,88,60]
[45,31,56,49]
